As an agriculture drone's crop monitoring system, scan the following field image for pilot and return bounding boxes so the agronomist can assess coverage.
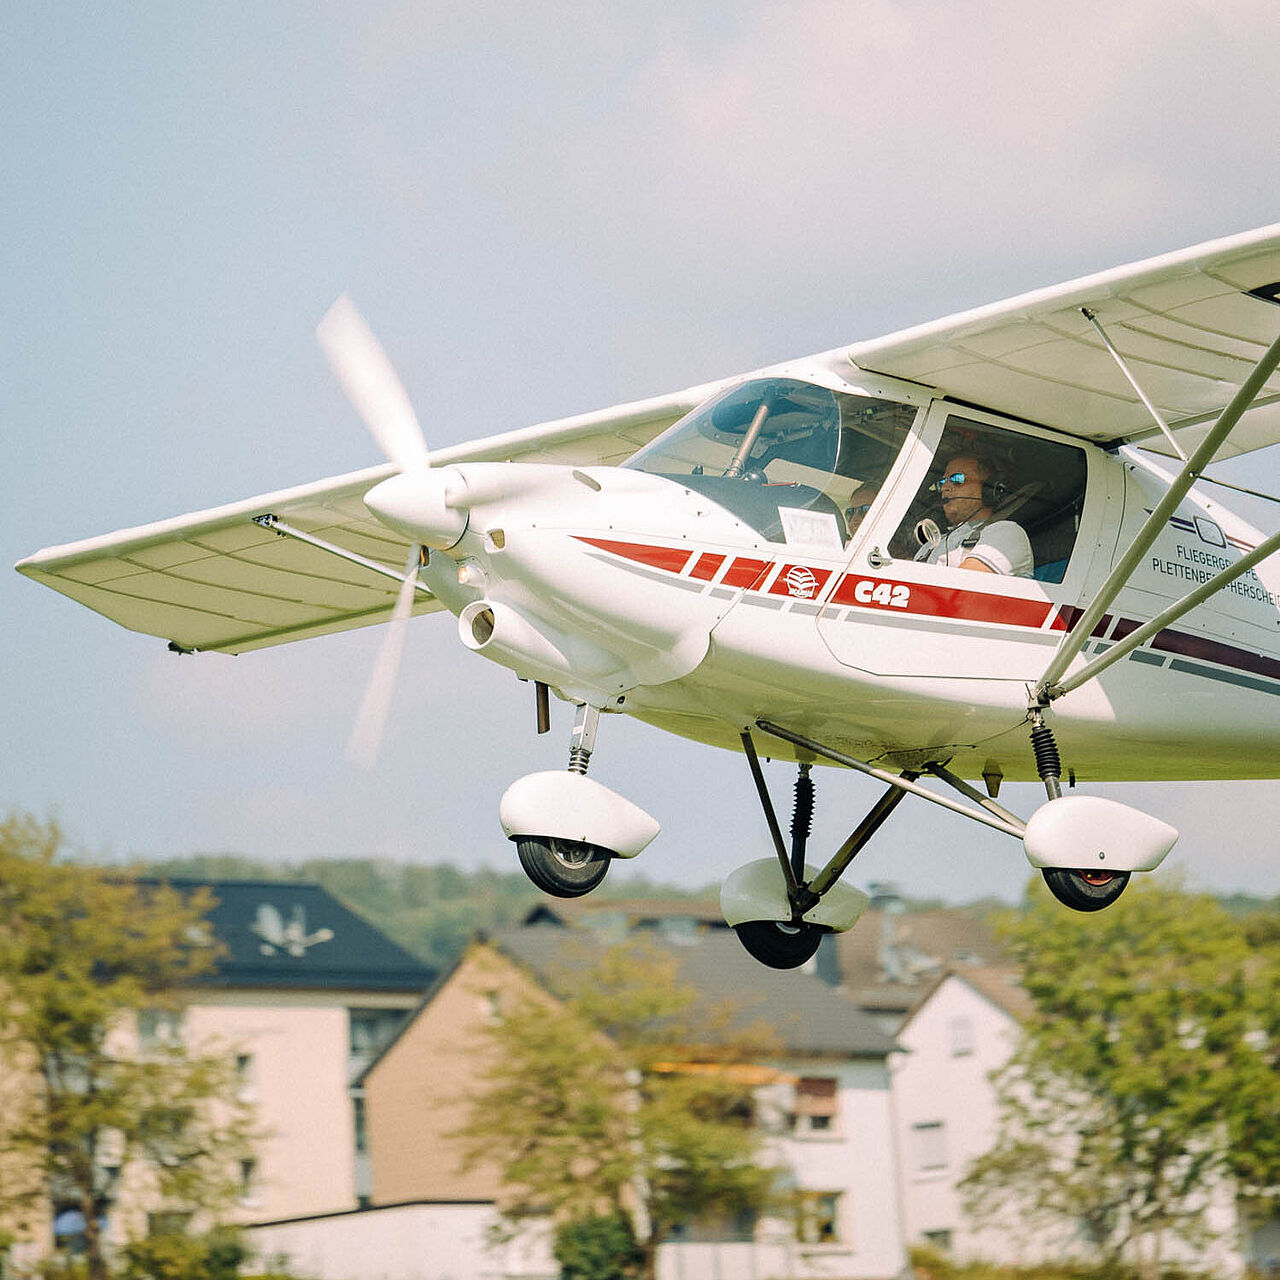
[917,453,1033,576]
[844,483,879,533]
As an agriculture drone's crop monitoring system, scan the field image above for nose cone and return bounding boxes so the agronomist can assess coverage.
[363,468,468,549]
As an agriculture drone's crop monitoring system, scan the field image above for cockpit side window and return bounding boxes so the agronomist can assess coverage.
[625,378,917,547]
[892,415,1086,581]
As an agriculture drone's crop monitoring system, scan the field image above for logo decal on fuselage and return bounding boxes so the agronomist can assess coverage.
[784,565,819,598]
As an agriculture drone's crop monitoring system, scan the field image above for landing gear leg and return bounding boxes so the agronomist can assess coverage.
[513,703,612,898]
[1028,708,1129,911]
[727,731,914,969]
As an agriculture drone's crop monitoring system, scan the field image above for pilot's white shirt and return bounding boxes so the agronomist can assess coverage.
[916,519,1034,577]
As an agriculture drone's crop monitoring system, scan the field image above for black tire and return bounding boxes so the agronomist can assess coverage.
[516,836,611,898]
[733,919,824,969]
[1042,867,1130,912]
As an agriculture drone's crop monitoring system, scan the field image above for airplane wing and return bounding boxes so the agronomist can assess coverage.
[15,383,721,655]
[846,224,1280,460]
[23,224,1280,656]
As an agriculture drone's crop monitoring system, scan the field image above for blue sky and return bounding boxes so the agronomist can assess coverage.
[5,1,1280,902]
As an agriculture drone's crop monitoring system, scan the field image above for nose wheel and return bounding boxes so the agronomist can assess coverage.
[501,702,662,900]
[517,836,612,898]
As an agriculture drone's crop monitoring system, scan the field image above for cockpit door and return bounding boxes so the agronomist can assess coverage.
[816,402,1120,681]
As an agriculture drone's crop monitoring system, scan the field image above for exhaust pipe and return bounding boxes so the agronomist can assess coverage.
[459,599,617,683]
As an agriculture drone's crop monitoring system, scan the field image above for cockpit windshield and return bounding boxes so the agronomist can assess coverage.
[625,378,917,546]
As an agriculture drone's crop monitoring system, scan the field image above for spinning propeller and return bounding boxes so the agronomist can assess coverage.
[316,297,448,769]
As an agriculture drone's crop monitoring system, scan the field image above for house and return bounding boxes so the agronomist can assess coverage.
[829,889,1006,1032]
[250,920,907,1280]
[133,879,433,1229]
[891,966,1263,1278]
[2,876,434,1269]
[888,966,1031,1262]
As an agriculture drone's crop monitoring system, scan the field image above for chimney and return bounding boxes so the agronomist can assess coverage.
[868,882,906,983]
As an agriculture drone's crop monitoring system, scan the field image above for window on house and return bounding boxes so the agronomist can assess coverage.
[913,1121,948,1172]
[233,1051,255,1102]
[478,988,503,1023]
[793,1076,839,1134]
[667,1209,757,1243]
[52,1204,94,1254]
[922,1228,953,1252]
[352,1093,368,1155]
[137,1007,184,1049]
[949,1015,975,1057]
[795,1191,842,1244]
[348,1008,408,1060]
[147,1211,192,1237]
[239,1158,258,1207]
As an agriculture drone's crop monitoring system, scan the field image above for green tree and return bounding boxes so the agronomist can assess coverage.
[962,879,1280,1279]
[453,939,777,1280]
[0,813,255,1280]
[553,1212,644,1280]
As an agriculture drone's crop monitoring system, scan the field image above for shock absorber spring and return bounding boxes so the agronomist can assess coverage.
[790,763,815,878]
[1029,712,1063,800]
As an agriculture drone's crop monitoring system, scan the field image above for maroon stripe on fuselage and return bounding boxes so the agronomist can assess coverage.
[1112,618,1280,683]
[1050,606,1113,636]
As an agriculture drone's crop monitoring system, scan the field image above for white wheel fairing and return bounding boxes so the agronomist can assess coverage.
[499,771,660,860]
[1022,795,1178,872]
[720,858,870,932]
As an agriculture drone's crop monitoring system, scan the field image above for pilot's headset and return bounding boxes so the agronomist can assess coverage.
[980,461,1008,510]
[945,454,1008,510]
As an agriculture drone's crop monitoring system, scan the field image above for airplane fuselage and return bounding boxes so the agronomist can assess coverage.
[419,431,1280,787]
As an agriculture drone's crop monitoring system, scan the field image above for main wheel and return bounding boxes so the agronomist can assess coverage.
[1042,867,1130,912]
[516,836,611,898]
[733,919,824,969]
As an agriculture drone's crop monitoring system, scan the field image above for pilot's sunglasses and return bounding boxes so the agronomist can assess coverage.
[846,502,873,517]
[931,471,969,490]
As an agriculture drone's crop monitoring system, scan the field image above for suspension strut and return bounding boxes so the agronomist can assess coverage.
[1029,708,1063,801]
[790,763,815,879]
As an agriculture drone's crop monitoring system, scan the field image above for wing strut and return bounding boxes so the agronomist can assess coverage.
[1034,325,1280,704]
[252,514,433,596]
[1081,308,1187,461]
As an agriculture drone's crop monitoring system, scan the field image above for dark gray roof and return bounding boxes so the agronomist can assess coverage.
[141,878,434,992]
[833,907,1006,1017]
[493,924,896,1059]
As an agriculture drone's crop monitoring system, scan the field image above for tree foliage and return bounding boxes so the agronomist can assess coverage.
[962,879,1280,1278]
[452,939,778,1280]
[0,813,255,1280]
[553,1213,644,1280]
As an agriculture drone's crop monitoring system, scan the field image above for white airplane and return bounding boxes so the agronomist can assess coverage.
[17,226,1280,968]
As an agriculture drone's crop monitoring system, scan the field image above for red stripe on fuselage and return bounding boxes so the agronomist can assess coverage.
[577,537,1059,631]
[722,557,771,589]
[831,573,1053,628]
[689,552,726,581]
[576,537,695,575]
